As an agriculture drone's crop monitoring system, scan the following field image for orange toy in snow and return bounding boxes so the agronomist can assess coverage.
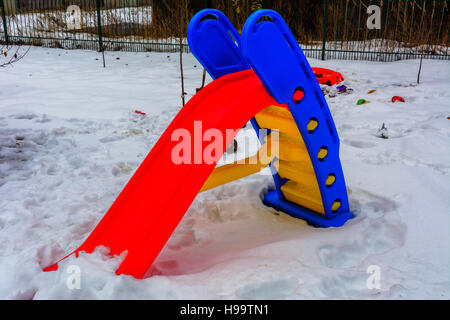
[311,67,344,86]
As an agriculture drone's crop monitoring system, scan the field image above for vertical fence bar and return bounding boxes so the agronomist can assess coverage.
[95,0,104,52]
[321,0,329,60]
[0,0,8,45]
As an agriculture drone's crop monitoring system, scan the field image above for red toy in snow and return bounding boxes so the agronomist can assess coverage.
[392,96,405,103]
[311,67,344,86]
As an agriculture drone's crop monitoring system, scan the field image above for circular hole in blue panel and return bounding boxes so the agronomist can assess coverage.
[293,87,305,104]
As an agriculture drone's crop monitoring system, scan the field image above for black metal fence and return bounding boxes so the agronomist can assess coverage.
[0,0,448,61]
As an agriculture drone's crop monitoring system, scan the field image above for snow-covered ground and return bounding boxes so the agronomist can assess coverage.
[0,47,449,299]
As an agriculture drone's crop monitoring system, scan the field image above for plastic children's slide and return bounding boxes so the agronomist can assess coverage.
[45,9,353,279]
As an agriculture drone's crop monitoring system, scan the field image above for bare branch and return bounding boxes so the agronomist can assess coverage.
[0,45,31,68]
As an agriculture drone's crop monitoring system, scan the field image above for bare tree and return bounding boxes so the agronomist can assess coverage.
[156,0,190,107]
[196,68,207,93]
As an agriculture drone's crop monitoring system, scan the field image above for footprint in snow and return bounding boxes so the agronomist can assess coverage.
[13,113,38,120]
[342,139,377,149]
[318,270,377,299]
[99,135,125,143]
[317,188,404,269]
[111,162,136,176]
[236,278,297,299]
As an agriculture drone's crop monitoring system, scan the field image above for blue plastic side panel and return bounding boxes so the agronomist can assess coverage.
[187,9,250,79]
[241,10,352,221]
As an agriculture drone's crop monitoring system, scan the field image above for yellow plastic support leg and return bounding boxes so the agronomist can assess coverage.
[200,136,279,193]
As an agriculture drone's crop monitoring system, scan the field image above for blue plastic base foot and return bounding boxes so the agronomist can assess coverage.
[263,190,353,228]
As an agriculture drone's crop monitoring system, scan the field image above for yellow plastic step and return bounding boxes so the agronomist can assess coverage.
[256,105,326,215]
[265,132,309,162]
[255,105,319,137]
[276,160,317,187]
[255,106,301,136]
[259,105,294,119]
[277,159,315,175]
[200,138,277,193]
[281,180,324,214]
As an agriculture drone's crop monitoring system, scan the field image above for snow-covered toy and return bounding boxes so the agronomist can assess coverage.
[392,96,405,103]
[311,67,344,86]
[44,9,353,279]
[357,99,370,105]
